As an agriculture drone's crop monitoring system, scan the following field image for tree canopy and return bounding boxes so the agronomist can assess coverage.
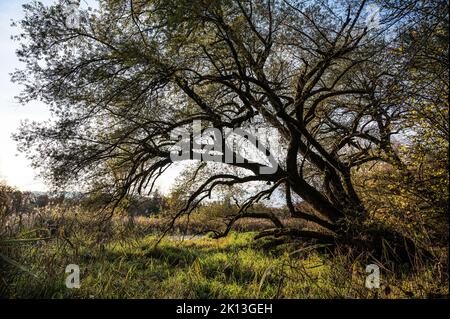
[12,0,448,257]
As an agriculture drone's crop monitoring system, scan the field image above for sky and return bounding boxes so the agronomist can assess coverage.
[0,1,191,195]
[0,0,182,194]
[0,0,53,191]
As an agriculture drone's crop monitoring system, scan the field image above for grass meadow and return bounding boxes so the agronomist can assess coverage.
[1,207,447,299]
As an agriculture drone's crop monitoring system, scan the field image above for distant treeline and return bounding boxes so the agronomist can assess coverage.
[0,183,168,217]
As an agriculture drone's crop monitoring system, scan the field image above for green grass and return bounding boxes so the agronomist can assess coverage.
[1,232,447,299]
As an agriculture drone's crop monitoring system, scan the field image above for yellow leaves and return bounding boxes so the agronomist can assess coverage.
[352,145,448,241]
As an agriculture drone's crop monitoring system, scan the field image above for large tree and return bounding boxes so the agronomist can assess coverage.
[13,0,448,260]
